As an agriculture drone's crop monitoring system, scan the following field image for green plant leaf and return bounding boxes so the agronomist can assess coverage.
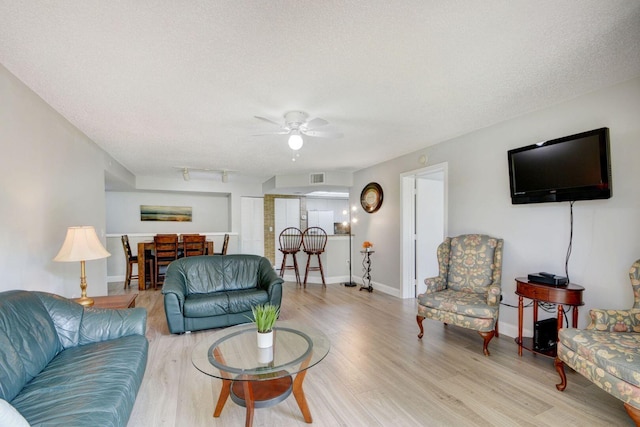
[248,303,280,333]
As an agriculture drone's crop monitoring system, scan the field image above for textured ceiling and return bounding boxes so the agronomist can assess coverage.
[1,1,639,182]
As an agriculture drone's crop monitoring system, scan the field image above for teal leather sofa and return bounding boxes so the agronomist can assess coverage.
[0,290,148,427]
[162,254,283,334]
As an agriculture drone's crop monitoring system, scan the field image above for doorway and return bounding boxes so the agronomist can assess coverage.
[240,197,264,256]
[400,162,448,299]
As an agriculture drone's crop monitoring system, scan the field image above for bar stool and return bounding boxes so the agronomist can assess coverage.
[278,227,303,286]
[121,235,154,289]
[302,227,328,288]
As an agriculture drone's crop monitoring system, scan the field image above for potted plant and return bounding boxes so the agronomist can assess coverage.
[249,303,280,348]
[362,241,373,252]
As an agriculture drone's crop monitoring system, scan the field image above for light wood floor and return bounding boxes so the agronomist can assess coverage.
[110,281,633,426]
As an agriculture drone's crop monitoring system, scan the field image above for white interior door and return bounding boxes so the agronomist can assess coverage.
[240,197,264,256]
[401,162,447,299]
[415,173,445,295]
[274,198,300,270]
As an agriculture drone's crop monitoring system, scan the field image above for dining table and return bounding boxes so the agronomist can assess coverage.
[137,239,214,290]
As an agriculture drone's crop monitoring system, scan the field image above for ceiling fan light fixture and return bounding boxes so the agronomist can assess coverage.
[288,132,303,150]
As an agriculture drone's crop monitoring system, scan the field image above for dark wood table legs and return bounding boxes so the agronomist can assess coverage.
[212,348,314,426]
[515,278,584,358]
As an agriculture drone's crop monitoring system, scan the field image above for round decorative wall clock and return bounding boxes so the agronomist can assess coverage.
[360,182,383,213]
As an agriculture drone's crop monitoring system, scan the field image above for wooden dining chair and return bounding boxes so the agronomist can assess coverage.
[279,227,303,286]
[121,235,154,289]
[182,234,206,257]
[302,227,328,287]
[214,233,230,255]
[153,234,179,288]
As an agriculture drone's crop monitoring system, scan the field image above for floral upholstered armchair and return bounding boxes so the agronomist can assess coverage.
[416,234,504,356]
[555,259,640,425]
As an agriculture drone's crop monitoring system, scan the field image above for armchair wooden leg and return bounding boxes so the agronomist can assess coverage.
[416,315,425,339]
[478,330,495,356]
[555,357,567,391]
[623,403,640,426]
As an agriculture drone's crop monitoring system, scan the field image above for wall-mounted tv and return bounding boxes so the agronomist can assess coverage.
[508,127,611,205]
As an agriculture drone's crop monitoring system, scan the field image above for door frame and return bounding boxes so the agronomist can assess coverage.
[400,162,448,299]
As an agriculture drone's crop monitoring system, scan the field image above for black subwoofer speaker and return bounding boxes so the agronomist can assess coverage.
[534,318,558,351]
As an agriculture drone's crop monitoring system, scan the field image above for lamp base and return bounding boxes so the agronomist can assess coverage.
[75,296,94,307]
[343,282,357,287]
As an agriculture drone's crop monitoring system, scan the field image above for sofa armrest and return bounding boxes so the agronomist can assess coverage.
[266,281,283,307]
[487,284,501,306]
[161,261,190,334]
[586,308,640,332]
[257,259,284,289]
[79,307,147,345]
[257,259,284,307]
[162,263,187,304]
[163,293,186,334]
[423,276,446,294]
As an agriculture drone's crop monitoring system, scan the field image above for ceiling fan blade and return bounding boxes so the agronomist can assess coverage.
[254,115,282,127]
[251,131,291,136]
[304,117,329,130]
[302,130,343,138]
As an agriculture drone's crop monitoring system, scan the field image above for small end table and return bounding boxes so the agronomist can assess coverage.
[515,278,584,358]
[75,294,137,309]
[359,250,374,292]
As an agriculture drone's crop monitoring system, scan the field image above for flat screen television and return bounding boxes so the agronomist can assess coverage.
[508,127,611,204]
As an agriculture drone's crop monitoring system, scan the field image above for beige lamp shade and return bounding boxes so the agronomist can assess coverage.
[54,226,110,262]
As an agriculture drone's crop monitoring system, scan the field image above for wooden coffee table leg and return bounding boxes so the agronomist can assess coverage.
[214,378,231,417]
[213,347,231,418]
[242,379,255,427]
[292,369,312,423]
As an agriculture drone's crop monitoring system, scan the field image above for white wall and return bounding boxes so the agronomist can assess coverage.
[0,63,120,298]
[134,175,264,235]
[352,76,640,338]
[106,190,230,234]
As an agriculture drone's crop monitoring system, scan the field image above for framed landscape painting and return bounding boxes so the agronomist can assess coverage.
[140,205,192,222]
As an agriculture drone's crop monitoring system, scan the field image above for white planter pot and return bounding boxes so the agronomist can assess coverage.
[257,346,274,363]
[257,330,273,348]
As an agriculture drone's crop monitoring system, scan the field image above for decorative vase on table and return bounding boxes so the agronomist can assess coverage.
[248,303,280,349]
[257,345,274,363]
[257,330,274,348]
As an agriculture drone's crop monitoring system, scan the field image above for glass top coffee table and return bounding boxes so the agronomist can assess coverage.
[192,321,330,426]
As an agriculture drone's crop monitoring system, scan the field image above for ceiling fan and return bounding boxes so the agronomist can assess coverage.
[253,111,343,150]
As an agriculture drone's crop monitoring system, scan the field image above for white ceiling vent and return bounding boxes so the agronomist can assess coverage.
[309,173,325,184]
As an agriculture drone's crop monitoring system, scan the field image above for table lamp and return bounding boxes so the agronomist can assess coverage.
[54,226,111,307]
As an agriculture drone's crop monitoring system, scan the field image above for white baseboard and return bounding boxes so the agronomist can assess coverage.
[281,274,400,297]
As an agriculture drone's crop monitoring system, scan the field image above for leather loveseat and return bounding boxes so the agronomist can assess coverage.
[0,290,148,427]
[162,254,283,334]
